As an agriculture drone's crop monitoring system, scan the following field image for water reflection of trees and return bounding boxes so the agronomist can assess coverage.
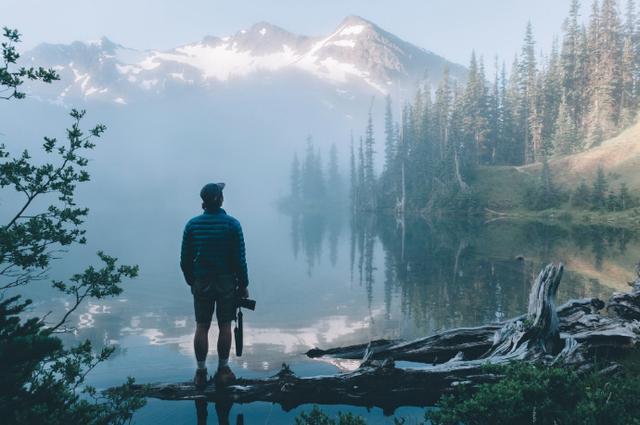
[370,216,531,333]
[288,210,344,275]
[346,214,639,336]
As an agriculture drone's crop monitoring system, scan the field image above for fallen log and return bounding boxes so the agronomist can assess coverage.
[307,270,605,365]
[607,265,640,321]
[136,361,503,414]
[131,263,640,412]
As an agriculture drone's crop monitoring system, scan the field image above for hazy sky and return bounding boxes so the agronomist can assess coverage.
[2,0,578,66]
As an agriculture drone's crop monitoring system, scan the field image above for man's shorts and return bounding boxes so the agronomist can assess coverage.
[191,274,237,324]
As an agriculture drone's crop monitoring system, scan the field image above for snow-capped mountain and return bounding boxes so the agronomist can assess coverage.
[25,15,466,104]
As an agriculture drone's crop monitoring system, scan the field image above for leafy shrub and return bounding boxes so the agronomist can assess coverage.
[295,406,366,425]
[428,360,640,425]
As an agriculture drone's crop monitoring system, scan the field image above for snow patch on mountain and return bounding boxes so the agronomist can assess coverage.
[151,42,300,81]
[339,25,365,36]
[328,40,356,48]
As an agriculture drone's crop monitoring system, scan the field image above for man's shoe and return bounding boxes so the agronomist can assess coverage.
[194,368,208,389]
[213,366,236,387]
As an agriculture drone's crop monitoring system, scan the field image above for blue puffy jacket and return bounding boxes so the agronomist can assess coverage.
[180,208,249,288]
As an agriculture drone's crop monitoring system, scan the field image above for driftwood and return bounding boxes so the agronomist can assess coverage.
[132,263,640,412]
[137,362,503,414]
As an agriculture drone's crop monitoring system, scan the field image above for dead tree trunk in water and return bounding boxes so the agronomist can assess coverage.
[131,263,640,412]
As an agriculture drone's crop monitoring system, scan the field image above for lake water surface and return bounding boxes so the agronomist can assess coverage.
[24,201,640,424]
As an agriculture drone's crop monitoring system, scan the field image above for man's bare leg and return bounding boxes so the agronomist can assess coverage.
[194,322,211,364]
[214,321,236,385]
[193,322,210,387]
[217,321,232,367]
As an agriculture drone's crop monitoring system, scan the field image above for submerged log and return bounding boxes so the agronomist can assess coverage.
[132,263,640,411]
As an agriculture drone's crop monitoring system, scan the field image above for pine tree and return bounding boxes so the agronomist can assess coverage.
[364,110,376,210]
[607,189,620,210]
[487,58,501,163]
[349,134,357,212]
[499,60,518,164]
[301,136,325,203]
[561,0,583,128]
[573,180,592,208]
[290,153,301,203]
[507,54,526,165]
[621,0,638,126]
[621,35,637,125]
[619,182,632,209]
[520,21,539,163]
[461,51,489,165]
[541,37,563,154]
[576,25,591,135]
[357,136,365,211]
[554,95,580,153]
[585,0,623,143]
[383,95,396,175]
[592,165,609,209]
[434,65,452,161]
[327,144,342,205]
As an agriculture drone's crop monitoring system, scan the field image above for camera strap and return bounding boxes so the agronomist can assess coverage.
[234,308,243,357]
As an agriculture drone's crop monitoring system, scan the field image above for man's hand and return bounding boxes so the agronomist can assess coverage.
[238,286,249,299]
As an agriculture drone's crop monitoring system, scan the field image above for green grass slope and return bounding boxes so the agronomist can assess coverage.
[476,120,640,226]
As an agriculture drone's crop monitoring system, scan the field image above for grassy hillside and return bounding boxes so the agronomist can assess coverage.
[475,120,640,227]
[547,120,640,190]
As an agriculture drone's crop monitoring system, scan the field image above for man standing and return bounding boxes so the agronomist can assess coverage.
[180,182,249,388]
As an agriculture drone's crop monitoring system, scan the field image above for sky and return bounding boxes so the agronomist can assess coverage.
[1,0,578,67]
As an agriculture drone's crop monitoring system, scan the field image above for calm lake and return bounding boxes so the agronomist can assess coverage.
[23,194,639,424]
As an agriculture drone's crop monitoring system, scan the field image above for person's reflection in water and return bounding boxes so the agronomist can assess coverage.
[195,399,208,425]
[195,399,244,425]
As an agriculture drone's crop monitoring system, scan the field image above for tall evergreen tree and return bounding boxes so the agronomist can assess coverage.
[520,21,539,163]
[507,54,526,164]
[461,52,489,164]
[301,136,326,203]
[592,165,609,209]
[327,144,342,205]
[357,136,366,210]
[364,110,376,210]
[349,134,357,212]
[434,65,452,161]
[487,58,501,163]
[554,95,580,153]
[585,0,623,144]
[561,0,583,129]
[290,153,301,203]
[621,0,639,124]
[383,95,396,174]
[541,37,563,154]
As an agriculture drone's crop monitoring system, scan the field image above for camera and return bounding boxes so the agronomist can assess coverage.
[237,297,256,311]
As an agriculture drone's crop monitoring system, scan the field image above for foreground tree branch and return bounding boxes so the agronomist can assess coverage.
[131,263,640,412]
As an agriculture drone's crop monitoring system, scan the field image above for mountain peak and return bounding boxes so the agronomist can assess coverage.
[339,15,374,27]
[328,15,378,41]
[85,36,120,52]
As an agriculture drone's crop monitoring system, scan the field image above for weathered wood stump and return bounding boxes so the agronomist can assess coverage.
[131,263,640,412]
